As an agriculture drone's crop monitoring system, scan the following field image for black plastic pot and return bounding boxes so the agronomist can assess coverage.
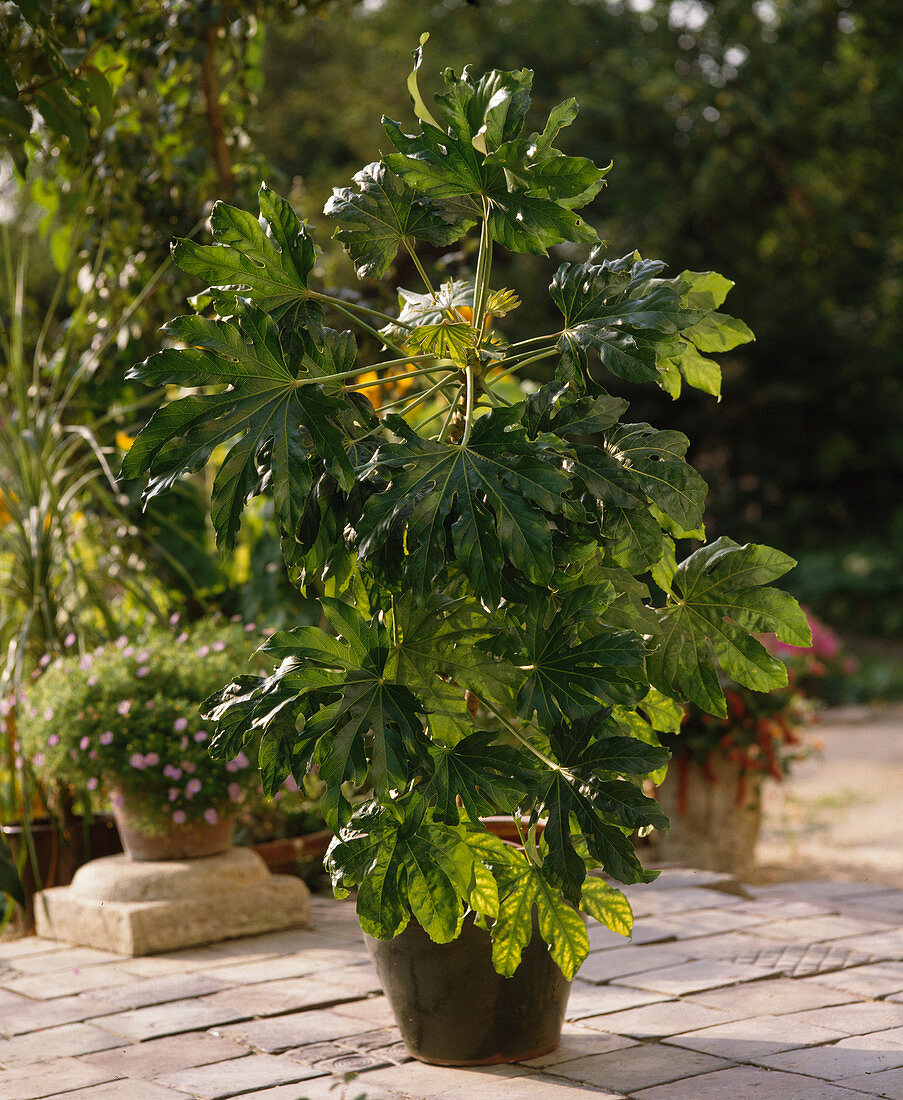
[363,913,571,1065]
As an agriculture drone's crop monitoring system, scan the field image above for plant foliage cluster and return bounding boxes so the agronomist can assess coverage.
[123,43,810,978]
[15,620,263,833]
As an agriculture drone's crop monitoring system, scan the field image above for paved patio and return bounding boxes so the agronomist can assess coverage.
[3,869,903,1099]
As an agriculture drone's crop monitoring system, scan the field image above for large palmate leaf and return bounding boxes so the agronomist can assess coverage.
[122,309,364,550]
[605,423,708,537]
[326,797,480,944]
[325,161,472,279]
[174,184,325,359]
[502,597,648,730]
[647,537,813,717]
[262,599,431,828]
[578,876,633,939]
[383,59,606,254]
[656,270,755,398]
[539,718,668,901]
[425,731,535,825]
[390,593,517,740]
[490,855,589,979]
[358,410,571,605]
[551,251,711,390]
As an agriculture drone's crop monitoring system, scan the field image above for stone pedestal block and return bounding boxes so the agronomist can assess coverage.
[35,848,311,956]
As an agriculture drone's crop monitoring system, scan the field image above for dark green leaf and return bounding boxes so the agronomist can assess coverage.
[358,409,572,604]
[123,310,360,550]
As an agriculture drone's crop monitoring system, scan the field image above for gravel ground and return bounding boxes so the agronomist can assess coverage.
[756,704,903,887]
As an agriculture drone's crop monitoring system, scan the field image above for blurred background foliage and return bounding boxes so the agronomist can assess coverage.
[1,0,901,674]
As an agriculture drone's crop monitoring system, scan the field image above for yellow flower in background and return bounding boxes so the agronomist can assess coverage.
[116,431,134,452]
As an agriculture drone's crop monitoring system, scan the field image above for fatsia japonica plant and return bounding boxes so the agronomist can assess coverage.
[122,39,810,980]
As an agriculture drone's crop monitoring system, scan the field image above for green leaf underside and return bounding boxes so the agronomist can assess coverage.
[325,161,471,279]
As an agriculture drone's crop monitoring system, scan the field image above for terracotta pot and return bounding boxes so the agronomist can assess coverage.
[364,912,571,1065]
[250,829,334,874]
[650,754,763,879]
[110,793,234,861]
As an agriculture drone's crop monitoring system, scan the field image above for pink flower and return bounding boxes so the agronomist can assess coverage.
[244,623,256,632]
[88,750,97,760]
[169,612,180,625]
[172,810,187,825]
[32,753,44,767]
[193,730,207,743]
[176,632,188,644]
[64,632,76,648]
[168,787,179,802]
[87,675,97,687]
[203,808,218,825]
[79,655,93,671]
[136,650,150,663]
[145,700,155,710]
[86,777,98,791]
[283,775,299,793]
[39,654,52,668]
[173,717,188,733]
[117,700,131,716]
[196,645,210,658]
[14,755,23,770]
[122,646,134,659]
[79,736,90,751]
[182,761,196,774]
[211,640,226,652]
[100,731,114,745]
[186,778,202,798]
[163,765,182,780]
[48,733,59,747]
[136,665,150,678]
[227,783,242,803]
[115,635,128,649]
[144,752,160,766]
[129,753,146,770]
[43,707,54,721]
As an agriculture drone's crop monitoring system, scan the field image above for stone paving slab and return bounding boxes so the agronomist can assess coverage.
[3,874,903,1098]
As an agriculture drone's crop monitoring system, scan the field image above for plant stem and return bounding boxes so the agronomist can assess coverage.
[460,364,477,446]
[308,290,413,330]
[438,385,465,443]
[348,363,456,391]
[479,698,564,775]
[380,372,458,413]
[412,400,457,435]
[315,298,410,358]
[504,333,563,352]
[403,239,435,296]
[304,353,447,386]
[471,198,493,340]
[500,347,559,371]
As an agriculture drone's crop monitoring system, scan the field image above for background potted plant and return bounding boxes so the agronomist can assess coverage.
[122,40,810,1064]
[17,619,262,860]
[648,609,846,877]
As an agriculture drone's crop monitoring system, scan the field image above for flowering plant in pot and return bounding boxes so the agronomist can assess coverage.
[17,620,262,860]
[649,609,839,876]
[122,41,809,1064]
